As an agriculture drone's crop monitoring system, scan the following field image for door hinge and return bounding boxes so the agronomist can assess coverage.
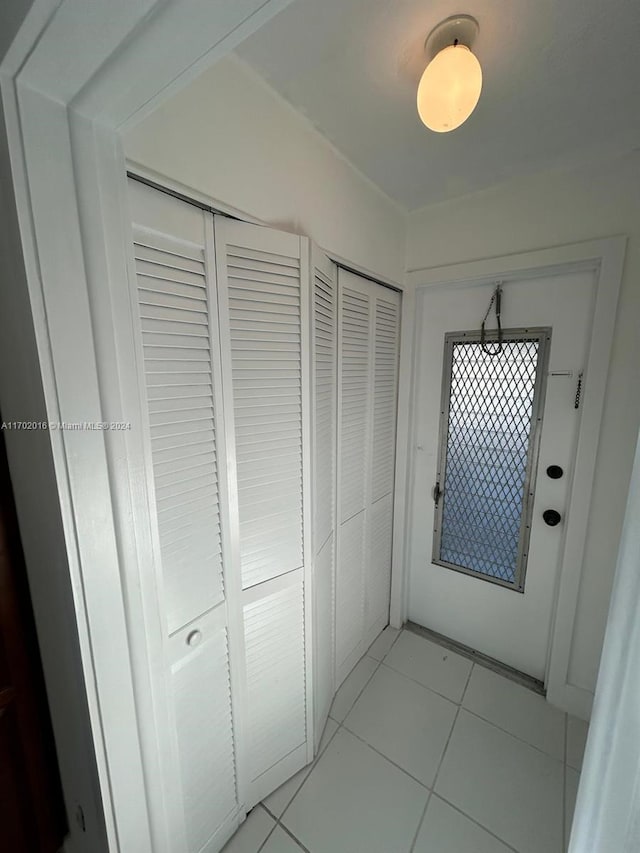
[433,481,443,506]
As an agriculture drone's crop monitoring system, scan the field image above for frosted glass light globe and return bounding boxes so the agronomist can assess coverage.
[417,44,482,132]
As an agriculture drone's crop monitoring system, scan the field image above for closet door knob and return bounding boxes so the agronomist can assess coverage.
[186,629,203,648]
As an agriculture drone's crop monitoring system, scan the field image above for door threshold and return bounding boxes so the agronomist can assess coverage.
[405,621,545,696]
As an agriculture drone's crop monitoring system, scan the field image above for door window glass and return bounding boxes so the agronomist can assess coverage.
[433,329,551,591]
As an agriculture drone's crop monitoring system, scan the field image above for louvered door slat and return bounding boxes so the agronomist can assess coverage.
[133,224,224,634]
[135,242,205,271]
[144,334,210,352]
[138,285,207,308]
[141,318,211,338]
[222,226,304,591]
[153,441,215,467]
[371,296,400,502]
[339,287,371,523]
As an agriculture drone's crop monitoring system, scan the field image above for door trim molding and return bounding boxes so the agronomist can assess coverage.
[403,236,627,720]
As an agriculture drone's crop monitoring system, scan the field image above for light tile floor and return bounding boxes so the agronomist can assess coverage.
[223,627,589,853]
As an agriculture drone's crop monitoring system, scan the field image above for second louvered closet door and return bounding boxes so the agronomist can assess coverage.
[335,269,401,686]
[215,217,312,806]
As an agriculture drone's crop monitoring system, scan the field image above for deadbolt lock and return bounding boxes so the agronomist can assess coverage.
[542,509,562,526]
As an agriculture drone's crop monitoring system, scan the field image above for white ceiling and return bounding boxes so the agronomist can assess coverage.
[236,0,640,210]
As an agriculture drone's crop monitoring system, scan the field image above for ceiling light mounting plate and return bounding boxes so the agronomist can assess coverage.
[425,14,479,61]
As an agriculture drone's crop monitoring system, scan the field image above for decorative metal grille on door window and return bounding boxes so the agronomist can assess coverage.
[432,328,551,591]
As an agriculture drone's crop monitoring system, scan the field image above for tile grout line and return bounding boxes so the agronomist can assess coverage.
[270,628,528,853]
[334,716,437,853]
[332,630,439,793]
[409,662,475,853]
[372,624,403,660]
[378,658,466,704]
[459,705,566,765]
[260,801,278,822]
[429,792,520,853]
[422,649,561,850]
[339,721,431,791]
[264,628,559,853]
[272,632,402,848]
[314,629,560,850]
[270,629,400,843]
[433,661,475,786]
[265,722,341,851]
[380,656,566,764]
[275,719,341,823]
[286,629,436,850]
[408,794,433,853]
[420,663,521,853]
[256,631,424,852]
[277,820,312,853]
[255,809,279,853]
[331,653,382,724]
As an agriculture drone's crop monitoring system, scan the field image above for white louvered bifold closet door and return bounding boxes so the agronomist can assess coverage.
[310,246,337,748]
[127,180,242,853]
[214,217,312,806]
[335,269,401,686]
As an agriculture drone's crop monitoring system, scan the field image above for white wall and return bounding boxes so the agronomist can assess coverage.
[124,54,406,284]
[406,151,640,698]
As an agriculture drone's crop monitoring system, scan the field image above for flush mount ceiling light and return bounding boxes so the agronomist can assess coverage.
[417,15,482,133]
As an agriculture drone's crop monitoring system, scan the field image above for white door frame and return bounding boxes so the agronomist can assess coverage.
[0,2,635,850]
[401,238,626,719]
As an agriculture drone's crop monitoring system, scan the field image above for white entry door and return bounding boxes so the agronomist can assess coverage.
[408,268,597,680]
